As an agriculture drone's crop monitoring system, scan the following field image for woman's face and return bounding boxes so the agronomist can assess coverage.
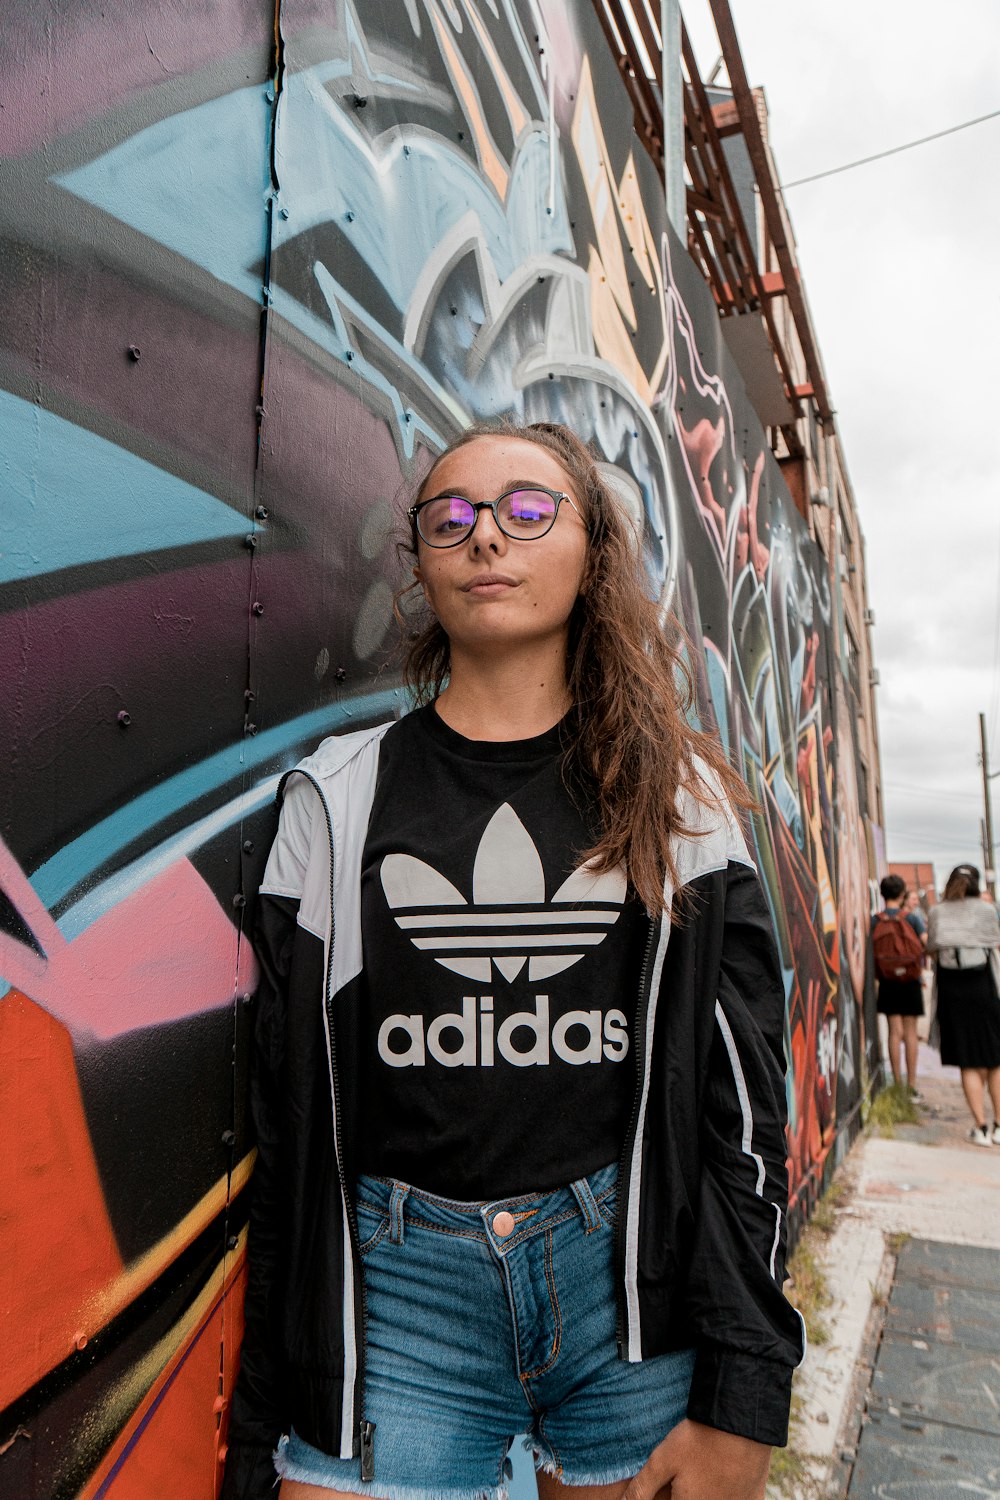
[413,436,589,659]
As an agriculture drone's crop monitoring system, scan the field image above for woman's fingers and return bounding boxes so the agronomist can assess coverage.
[623,1420,770,1500]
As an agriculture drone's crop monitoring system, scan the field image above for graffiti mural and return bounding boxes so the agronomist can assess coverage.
[0,0,878,1493]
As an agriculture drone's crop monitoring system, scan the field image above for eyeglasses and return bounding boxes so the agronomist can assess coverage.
[408,485,586,548]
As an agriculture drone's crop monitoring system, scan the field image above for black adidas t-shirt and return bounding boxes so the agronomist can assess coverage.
[355,703,646,1199]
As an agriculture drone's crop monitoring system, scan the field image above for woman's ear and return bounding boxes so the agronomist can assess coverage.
[414,565,435,615]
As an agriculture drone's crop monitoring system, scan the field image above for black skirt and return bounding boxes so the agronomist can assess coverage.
[877,977,924,1017]
[937,964,1000,1068]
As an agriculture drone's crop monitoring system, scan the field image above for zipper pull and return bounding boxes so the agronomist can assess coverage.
[360,1419,376,1482]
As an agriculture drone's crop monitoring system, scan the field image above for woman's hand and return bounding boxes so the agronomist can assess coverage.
[622,1419,771,1500]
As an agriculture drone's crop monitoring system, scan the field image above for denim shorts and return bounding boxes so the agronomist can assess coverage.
[273,1163,695,1498]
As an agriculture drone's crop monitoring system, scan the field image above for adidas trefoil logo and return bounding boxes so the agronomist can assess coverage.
[380,803,626,983]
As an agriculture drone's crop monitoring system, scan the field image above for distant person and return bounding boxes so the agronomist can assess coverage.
[926,864,1000,1147]
[872,874,925,1094]
[904,889,927,939]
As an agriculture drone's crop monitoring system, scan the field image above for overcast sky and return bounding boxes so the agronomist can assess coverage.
[680,0,1000,891]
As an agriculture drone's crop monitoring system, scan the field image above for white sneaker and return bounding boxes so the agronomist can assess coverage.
[969,1125,992,1147]
[992,1124,1000,1146]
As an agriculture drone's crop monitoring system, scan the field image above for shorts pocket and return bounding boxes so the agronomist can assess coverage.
[597,1189,617,1228]
[356,1203,390,1256]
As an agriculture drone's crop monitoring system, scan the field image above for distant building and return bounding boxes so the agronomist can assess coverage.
[888,861,937,908]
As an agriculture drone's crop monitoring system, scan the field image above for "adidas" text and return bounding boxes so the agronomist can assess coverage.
[377,996,629,1068]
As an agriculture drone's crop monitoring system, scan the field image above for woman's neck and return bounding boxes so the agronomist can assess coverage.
[434,644,571,742]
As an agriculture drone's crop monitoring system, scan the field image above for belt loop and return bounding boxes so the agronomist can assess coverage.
[570,1176,601,1234]
[389,1182,409,1244]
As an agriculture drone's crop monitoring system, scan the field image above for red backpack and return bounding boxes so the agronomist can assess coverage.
[872,911,924,982]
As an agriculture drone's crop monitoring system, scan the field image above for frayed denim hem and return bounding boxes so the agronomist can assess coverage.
[273,1439,509,1500]
[528,1437,642,1488]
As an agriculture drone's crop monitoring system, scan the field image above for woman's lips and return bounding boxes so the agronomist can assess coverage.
[461,574,519,595]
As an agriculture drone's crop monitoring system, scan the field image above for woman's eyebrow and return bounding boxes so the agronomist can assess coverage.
[425,478,559,498]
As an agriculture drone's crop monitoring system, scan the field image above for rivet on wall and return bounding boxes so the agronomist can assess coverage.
[127,345,141,362]
[117,710,131,728]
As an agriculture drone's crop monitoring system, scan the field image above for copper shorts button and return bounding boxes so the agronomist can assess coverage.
[492,1210,516,1238]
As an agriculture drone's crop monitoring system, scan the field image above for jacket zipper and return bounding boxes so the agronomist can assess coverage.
[295,771,373,1474]
[614,908,660,1358]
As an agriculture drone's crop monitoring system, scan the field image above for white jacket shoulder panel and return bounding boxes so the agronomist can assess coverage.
[929,897,1000,966]
[261,720,394,947]
[671,756,756,892]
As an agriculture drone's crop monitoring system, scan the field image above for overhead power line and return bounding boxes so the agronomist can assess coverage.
[781,106,1000,189]
[885,781,980,803]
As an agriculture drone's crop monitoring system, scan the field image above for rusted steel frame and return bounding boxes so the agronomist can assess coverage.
[706,0,835,422]
[689,210,735,310]
[591,1,665,164]
[681,87,751,312]
[683,105,742,285]
[588,0,802,454]
[680,19,801,414]
[613,0,664,91]
[711,98,741,136]
[601,0,665,156]
[686,187,724,220]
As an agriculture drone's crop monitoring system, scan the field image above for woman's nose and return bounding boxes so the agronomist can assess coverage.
[469,508,507,554]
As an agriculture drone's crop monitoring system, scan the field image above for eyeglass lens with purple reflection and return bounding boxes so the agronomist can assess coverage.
[409,485,584,548]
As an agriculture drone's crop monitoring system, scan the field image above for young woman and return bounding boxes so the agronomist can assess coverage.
[872,873,926,1095]
[926,864,1000,1146]
[221,423,804,1500]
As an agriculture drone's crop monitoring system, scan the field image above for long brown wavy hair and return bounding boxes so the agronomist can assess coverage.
[942,864,981,901]
[395,420,752,915]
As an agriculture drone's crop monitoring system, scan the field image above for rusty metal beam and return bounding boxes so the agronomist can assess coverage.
[706,0,836,424]
[710,98,741,136]
[589,0,804,455]
[602,0,665,158]
[679,20,802,421]
[687,188,725,221]
[590,2,664,166]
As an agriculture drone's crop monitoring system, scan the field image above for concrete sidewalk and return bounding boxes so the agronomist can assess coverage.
[782,1042,1000,1497]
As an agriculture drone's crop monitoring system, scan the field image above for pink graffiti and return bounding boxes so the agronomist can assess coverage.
[0,839,256,1041]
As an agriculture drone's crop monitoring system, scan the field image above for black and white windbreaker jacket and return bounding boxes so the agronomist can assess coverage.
[221,722,805,1499]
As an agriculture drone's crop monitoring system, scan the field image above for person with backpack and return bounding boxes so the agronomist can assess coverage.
[872,874,926,1096]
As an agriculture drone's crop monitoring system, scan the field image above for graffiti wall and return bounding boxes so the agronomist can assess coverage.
[0,1,878,1493]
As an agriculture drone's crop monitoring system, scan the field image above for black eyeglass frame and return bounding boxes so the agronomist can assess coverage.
[408,484,587,548]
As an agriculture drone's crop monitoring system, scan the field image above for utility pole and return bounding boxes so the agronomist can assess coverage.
[980,713,997,901]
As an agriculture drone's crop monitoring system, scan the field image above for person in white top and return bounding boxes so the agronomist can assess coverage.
[926,864,1000,1146]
